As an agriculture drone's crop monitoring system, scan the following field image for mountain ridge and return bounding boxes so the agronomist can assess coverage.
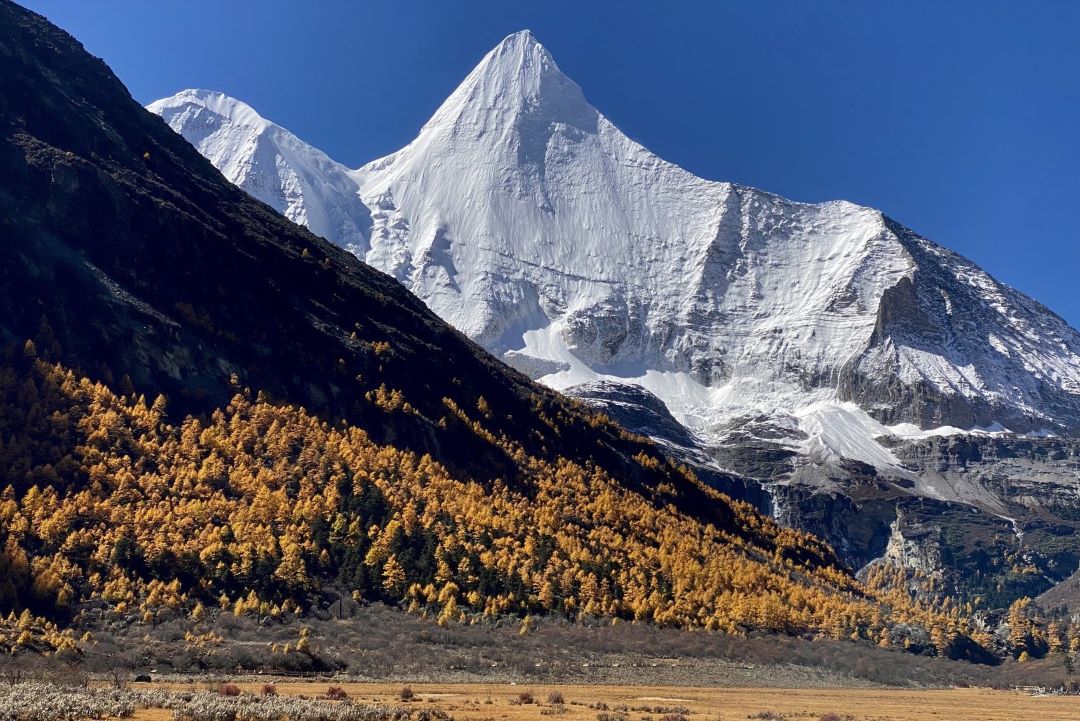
[150,30,1080,459]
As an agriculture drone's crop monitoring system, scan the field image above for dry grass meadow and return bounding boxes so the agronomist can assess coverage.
[130,681,1080,721]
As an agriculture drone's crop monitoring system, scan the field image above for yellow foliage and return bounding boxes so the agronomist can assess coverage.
[0,354,1028,655]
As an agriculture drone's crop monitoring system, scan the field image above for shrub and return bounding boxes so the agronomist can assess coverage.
[400,686,415,702]
[512,691,535,705]
[596,713,628,721]
[325,686,348,700]
[547,691,565,705]
[660,714,689,721]
[260,684,277,697]
[641,708,688,716]
[414,711,452,721]
[219,683,241,697]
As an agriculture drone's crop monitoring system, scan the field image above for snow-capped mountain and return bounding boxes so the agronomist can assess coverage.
[148,30,1080,474]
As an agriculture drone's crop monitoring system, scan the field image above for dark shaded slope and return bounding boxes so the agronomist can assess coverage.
[0,1,460,433]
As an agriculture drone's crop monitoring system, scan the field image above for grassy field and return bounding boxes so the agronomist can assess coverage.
[133,681,1080,721]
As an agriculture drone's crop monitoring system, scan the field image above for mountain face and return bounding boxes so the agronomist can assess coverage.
[149,32,1080,601]
[150,31,1080,448]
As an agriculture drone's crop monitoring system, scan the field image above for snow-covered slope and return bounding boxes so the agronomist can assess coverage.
[147,89,370,255]
[148,31,1080,472]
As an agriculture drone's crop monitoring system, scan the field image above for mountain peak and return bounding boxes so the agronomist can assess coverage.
[419,28,596,138]
[148,88,272,133]
[496,28,539,48]
[487,29,549,69]
[147,87,371,252]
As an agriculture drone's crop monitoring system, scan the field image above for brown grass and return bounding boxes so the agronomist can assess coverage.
[125,680,1080,721]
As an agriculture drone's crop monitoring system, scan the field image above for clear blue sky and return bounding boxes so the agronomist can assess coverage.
[23,0,1080,326]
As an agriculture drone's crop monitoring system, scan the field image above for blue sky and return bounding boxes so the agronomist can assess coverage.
[25,1,1080,325]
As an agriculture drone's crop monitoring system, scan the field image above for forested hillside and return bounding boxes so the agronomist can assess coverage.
[1,348,1017,661]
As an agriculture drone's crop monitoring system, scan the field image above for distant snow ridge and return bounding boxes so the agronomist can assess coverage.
[149,30,1080,470]
[146,90,371,255]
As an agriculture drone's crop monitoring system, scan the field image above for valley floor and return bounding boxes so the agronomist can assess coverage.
[58,603,1080,690]
[132,680,1080,721]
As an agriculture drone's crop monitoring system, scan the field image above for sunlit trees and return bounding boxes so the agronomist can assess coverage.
[0,348,1049,658]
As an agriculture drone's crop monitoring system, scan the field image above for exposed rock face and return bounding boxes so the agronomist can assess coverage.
[571,383,1080,605]
[566,382,772,511]
[772,484,900,572]
[776,433,1080,602]
[842,219,1080,433]
[890,435,1080,601]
